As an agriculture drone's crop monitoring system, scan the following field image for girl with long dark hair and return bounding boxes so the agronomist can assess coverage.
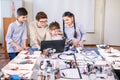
[63,11,86,47]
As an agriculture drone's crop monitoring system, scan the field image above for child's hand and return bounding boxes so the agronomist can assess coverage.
[73,41,83,47]
[16,45,24,52]
[24,46,30,50]
[57,32,63,35]
[10,41,24,52]
[78,41,83,47]
[73,41,79,47]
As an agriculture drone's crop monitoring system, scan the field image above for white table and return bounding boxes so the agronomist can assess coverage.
[98,47,120,70]
[1,49,118,80]
[1,50,41,79]
[35,51,117,80]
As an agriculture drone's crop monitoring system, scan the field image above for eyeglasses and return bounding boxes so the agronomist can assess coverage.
[39,20,48,23]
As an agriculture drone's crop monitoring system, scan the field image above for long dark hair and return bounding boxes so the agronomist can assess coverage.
[62,11,77,38]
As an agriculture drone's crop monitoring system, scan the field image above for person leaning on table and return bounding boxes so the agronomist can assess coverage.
[28,11,51,50]
[62,11,86,47]
[6,7,29,60]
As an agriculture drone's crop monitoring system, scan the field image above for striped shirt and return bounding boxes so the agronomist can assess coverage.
[64,22,86,42]
[6,20,27,52]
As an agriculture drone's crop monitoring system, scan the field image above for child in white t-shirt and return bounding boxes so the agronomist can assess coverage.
[49,21,64,40]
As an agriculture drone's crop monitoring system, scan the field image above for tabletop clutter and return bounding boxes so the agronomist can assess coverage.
[0,45,120,80]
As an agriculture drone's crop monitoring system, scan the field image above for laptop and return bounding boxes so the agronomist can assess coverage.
[41,39,66,53]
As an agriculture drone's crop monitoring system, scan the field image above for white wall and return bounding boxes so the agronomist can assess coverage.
[0,1,2,44]
[104,0,120,46]
[23,0,33,23]
[86,0,105,45]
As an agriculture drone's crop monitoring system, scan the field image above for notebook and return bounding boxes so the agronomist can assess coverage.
[41,39,65,53]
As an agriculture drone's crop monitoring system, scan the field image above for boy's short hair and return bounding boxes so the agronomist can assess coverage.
[17,7,28,16]
[36,11,47,21]
[49,21,60,30]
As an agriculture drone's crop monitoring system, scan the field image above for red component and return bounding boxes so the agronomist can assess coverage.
[25,51,29,55]
[25,56,30,59]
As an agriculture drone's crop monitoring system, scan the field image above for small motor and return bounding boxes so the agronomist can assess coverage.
[42,48,56,57]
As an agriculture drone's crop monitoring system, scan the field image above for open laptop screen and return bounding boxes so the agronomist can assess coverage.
[41,39,65,53]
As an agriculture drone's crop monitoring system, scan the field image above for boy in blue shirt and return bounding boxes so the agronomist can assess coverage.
[6,7,28,60]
